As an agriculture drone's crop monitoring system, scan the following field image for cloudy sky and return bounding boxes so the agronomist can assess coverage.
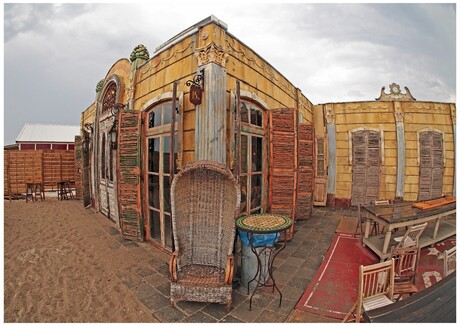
[3,2,456,145]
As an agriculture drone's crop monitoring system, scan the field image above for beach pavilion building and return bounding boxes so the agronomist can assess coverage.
[78,15,455,252]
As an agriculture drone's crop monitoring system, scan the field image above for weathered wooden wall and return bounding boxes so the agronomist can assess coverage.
[4,150,76,196]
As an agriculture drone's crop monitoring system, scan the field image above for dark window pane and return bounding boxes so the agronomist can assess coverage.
[150,209,161,241]
[251,136,263,171]
[163,103,172,125]
[173,133,179,174]
[148,111,155,128]
[240,176,248,215]
[148,175,160,209]
[240,102,249,123]
[241,135,248,173]
[163,136,171,174]
[148,138,160,173]
[163,176,171,213]
[251,174,262,209]
[251,108,263,127]
[164,213,173,249]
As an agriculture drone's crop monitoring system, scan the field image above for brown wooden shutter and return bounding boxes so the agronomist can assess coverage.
[117,109,142,240]
[74,135,83,200]
[351,130,381,206]
[313,137,327,206]
[418,131,443,201]
[296,123,315,220]
[269,108,297,240]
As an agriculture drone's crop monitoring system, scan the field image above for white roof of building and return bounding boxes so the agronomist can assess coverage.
[16,123,80,143]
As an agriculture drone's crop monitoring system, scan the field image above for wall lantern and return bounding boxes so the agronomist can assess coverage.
[84,123,93,133]
[186,69,204,106]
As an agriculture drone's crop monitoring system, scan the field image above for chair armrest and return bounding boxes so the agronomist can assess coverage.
[169,251,179,282]
[224,255,234,285]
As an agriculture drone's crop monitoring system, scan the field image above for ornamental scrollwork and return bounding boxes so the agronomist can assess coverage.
[194,41,229,68]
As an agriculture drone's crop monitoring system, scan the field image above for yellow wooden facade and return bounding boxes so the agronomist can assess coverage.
[319,99,455,205]
[80,16,455,240]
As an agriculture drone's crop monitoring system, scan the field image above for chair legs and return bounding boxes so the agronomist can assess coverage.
[342,301,358,323]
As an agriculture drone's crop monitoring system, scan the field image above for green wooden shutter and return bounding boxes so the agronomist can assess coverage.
[117,109,143,240]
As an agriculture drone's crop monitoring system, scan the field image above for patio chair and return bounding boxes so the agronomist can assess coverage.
[342,259,395,323]
[443,246,456,277]
[393,222,427,249]
[169,160,241,311]
[391,247,419,301]
[355,200,389,241]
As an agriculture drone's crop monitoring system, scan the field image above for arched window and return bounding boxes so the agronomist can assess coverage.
[102,83,117,114]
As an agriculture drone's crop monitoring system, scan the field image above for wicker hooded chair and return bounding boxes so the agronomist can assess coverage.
[169,160,241,311]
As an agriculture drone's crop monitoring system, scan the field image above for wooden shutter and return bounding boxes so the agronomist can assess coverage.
[351,130,381,206]
[313,137,327,206]
[269,108,297,240]
[117,109,142,240]
[418,131,443,201]
[296,123,315,220]
[74,135,83,200]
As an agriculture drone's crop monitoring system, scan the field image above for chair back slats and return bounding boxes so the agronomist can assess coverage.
[444,246,456,277]
[359,260,394,301]
[392,247,419,282]
[395,222,427,249]
[171,161,240,270]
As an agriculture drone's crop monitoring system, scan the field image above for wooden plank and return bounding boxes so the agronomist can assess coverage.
[412,196,456,210]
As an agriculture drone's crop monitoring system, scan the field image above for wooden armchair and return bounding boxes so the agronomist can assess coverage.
[342,259,395,323]
[393,222,427,249]
[443,246,456,277]
[392,247,420,301]
[169,160,241,311]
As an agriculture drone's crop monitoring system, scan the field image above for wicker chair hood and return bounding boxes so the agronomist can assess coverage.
[169,160,241,309]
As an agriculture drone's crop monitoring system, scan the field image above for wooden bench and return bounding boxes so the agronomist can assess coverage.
[363,271,456,322]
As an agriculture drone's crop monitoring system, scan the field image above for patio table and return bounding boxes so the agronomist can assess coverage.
[236,213,292,311]
[362,200,456,261]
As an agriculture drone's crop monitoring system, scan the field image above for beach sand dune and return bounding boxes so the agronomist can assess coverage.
[4,198,168,322]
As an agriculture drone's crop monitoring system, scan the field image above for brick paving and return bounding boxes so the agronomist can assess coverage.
[92,206,358,323]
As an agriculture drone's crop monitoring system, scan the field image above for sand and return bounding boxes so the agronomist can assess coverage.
[4,197,169,322]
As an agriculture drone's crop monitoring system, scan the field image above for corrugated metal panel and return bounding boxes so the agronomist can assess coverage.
[16,123,80,143]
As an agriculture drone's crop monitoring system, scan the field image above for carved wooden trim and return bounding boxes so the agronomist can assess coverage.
[194,41,229,68]
[376,83,416,101]
[325,104,335,124]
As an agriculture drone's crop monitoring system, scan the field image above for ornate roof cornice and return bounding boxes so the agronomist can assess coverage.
[376,83,416,101]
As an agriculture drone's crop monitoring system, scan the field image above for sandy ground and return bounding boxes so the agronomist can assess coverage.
[4,197,168,322]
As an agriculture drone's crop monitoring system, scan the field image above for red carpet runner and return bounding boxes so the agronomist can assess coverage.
[295,233,456,320]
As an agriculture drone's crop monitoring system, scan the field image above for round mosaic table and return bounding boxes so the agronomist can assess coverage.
[235,213,292,311]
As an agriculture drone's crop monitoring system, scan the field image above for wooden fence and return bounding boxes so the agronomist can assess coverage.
[4,149,76,198]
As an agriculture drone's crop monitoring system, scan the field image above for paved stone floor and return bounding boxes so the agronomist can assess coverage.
[95,206,357,323]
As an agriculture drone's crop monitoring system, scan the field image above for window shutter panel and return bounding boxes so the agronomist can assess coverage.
[269,108,297,240]
[351,130,381,206]
[74,135,83,200]
[296,123,315,220]
[117,109,142,240]
[418,131,443,201]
